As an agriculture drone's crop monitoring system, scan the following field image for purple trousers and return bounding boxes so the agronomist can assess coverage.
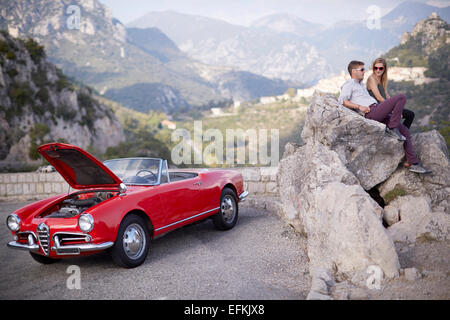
[365,94,418,164]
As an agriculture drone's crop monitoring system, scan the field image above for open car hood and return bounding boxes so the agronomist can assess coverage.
[38,143,122,190]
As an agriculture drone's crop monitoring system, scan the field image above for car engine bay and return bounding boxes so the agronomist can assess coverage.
[43,191,116,218]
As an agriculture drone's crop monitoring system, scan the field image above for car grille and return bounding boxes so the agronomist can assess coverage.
[37,223,50,255]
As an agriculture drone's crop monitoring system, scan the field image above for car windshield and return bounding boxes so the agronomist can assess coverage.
[103,158,162,185]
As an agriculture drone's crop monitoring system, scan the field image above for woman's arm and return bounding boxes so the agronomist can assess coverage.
[367,77,385,102]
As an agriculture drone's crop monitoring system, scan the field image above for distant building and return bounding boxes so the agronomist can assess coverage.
[161,119,176,130]
[260,96,277,104]
[211,108,224,116]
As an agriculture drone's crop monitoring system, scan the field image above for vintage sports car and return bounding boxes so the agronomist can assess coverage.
[6,143,248,268]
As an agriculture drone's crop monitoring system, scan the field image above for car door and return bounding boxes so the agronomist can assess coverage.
[157,178,199,229]
[190,172,220,216]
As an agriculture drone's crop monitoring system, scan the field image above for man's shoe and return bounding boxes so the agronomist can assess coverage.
[409,163,432,174]
[385,127,406,141]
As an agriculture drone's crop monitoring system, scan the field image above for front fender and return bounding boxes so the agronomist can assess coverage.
[86,189,164,243]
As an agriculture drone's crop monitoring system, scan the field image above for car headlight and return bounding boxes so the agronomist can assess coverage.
[78,213,94,232]
[6,214,20,232]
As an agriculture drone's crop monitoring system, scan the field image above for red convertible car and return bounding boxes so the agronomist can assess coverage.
[6,143,248,268]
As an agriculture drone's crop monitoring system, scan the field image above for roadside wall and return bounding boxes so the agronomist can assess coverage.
[0,167,279,201]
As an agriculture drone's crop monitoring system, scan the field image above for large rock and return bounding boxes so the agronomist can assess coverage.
[385,196,450,243]
[379,130,450,213]
[277,142,400,278]
[277,142,360,235]
[301,92,404,190]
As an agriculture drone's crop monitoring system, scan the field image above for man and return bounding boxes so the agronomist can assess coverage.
[338,60,431,174]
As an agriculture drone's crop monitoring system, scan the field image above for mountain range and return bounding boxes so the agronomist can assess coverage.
[0,0,448,114]
[128,1,449,85]
[0,0,293,113]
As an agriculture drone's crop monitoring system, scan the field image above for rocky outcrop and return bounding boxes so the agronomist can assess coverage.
[300,91,404,190]
[0,31,125,167]
[379,130,450,213]
[277,91,450,287]
[278,139,400,280]
[401,13,449,57]
[384,196,449,243]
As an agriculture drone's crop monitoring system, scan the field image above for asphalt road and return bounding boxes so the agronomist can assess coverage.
[0,200,310,300]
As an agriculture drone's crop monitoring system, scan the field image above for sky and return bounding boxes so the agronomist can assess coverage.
[98,0,449,27]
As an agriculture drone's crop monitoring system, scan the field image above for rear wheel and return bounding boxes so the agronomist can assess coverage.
[212,188,239,230]
[29,252,60,264]
[109,214,151,268]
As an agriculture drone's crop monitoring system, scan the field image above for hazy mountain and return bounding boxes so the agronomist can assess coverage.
[128,11,330,85]
[381,1,450,32]
[310,1,450,72]
[128,1,449,84]
[127,10,245,46]
[126,27,184,63]
[251,13,325,36]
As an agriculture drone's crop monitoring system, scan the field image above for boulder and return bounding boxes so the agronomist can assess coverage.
[277,141,360,235]
[385,195,450,243]
[378,130,450,213]
[301,92,404,190]
[277,142,400,278]
[403,267,421,281]
[383,205,400,226]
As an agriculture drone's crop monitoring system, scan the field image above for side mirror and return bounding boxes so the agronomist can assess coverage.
[118,183,127,195]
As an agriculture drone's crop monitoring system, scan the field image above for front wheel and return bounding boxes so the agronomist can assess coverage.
[109,214,151,268]
[212,188,239,230]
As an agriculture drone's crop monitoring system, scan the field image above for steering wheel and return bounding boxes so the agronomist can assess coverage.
[136,169,157,182]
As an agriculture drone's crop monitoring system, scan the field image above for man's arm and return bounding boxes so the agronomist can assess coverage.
[343,100,370,114]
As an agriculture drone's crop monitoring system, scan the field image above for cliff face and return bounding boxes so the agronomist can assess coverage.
[401,12,449,56]
[0,31,125,168]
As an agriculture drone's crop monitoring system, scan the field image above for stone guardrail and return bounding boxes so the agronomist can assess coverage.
[0,167,279,202]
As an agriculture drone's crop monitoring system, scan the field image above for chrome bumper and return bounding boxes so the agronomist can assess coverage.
[51,240,114,255]
[7,241,39,252]
[7,240,114,256]
[239,190,249,202]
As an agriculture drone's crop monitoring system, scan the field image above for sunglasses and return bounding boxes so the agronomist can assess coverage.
[353,67,365,72]
[374,67,385,71]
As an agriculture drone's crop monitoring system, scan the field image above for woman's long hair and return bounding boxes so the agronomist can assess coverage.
[372,58,388,91]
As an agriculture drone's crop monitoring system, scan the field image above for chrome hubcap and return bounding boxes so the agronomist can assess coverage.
[221,195,235,223]
[123,223,146,259]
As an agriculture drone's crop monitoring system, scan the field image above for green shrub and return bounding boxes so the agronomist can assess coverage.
[24,38,45,63]
[6,68,18,78]
[6,50,16,60]
[9,82,33,107]
[0,40,8,53]
[384,186,407,204]
[36,87,49,103]
[29,123,50,160]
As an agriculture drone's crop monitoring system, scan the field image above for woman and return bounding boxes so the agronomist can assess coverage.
[367,58,416,167]
[367,58,415,129]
